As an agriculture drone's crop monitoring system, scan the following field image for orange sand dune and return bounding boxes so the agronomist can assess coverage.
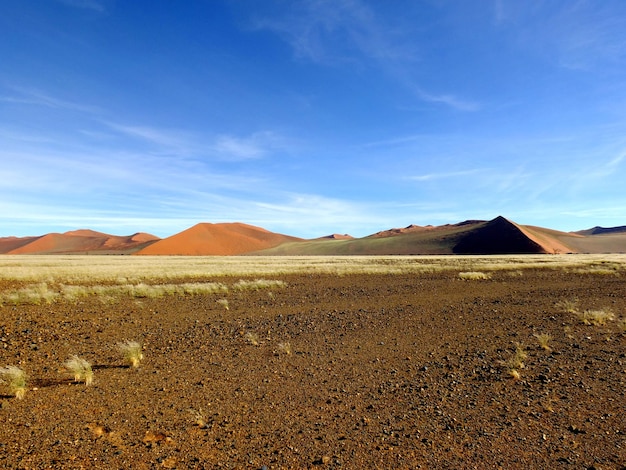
[6,230,159,254]
[136,222,302,255]
[0,236,39,254]
[515,224,579,254]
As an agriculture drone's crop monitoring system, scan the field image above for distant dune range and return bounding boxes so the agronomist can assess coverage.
[2,216,626,255]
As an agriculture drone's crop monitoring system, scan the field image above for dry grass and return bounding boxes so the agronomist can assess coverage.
[117,341,144,368]
[556,299,579,314]
[576,308,615,326]
[65,356,94,386]
[1,254,625,284]
[500,343,527,380]
[216,298,230,310]
[277,342,292,355]
[245,332,260,346]
[534,333,553,352]
[458,271,491,280]
[0,365,28,399]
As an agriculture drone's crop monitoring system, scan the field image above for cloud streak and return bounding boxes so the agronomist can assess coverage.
[250,0,477,111]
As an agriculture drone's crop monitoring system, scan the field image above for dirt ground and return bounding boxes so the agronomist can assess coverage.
[1,270,625,469]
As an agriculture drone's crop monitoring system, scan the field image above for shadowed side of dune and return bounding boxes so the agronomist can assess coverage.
[453,216,548,254]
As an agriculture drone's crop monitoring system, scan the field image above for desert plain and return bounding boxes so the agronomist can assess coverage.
[0,255,625,469]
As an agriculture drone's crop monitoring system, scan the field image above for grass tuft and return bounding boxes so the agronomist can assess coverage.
[245,332,260,346]
[117,340,144,368]
[0,365,28,399]
[277,341,292,355]
[576,308,615,326]
[533,333,553,352]
[555,299,579,314]
[500,343,527,380]
[458,271,491,280]
[65,356,94,386]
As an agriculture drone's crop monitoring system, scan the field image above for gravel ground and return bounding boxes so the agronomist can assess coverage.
[1,270,625,469]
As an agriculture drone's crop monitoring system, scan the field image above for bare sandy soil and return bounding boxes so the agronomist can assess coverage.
[1,270,625,469]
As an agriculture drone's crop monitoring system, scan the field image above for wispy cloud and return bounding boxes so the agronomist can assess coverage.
[252,0,413,64]
[214,131,288,160]
[494,1,626,70]
[414,88,481,112]
[250,0,477,112]
[407,169,485,182]
[105,121,290,161]
[1,86,99,113]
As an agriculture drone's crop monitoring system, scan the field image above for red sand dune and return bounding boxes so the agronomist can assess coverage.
[0,236,39,253]
[135,222,302,255]
[3,230,159,254]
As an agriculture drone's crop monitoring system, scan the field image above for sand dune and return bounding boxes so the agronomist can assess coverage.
[1,230,159,255]
[135,222,302,255]
[3,216,626,255]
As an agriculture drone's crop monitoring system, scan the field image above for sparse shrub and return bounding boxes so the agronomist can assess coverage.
[216,298,229,310]
[0,366,28,399]
[117,340,144,368]
[245,331,260,346]
[65,356,93,386]
[534,333,553,352]
[576,308,615,326]
[458,271,491,280]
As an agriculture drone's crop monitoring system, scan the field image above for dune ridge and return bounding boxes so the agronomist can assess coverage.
[2,216,626,255]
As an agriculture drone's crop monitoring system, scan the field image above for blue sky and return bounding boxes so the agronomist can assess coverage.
[2,0,626,238]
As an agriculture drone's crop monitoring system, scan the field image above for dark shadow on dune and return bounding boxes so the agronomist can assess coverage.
[453,216,546,254]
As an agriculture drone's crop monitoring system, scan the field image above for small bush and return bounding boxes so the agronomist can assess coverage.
[216,298,229,310]
[0,366,28,399]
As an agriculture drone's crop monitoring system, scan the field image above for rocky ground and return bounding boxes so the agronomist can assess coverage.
[1,269,625,469]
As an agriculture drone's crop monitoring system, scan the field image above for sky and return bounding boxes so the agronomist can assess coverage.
[2,0,626,239]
